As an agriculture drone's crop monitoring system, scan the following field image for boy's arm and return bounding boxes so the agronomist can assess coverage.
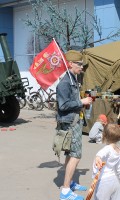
[94,145,109,169]
[95,156,103,169]
[92,146,108,178]
[57,81,83,111]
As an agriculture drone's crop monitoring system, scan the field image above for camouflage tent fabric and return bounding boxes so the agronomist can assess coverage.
[82,41,120,92]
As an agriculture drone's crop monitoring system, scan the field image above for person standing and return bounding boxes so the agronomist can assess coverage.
[56,50,92,200]
[92,123,120,200]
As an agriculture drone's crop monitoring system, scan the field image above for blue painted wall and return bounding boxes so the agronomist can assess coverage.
[94,0,120,46]
[0,7,13,59]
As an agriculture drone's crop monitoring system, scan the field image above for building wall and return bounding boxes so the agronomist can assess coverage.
[94,0,120,45]
[13,0,94,90]
[0,7,13,60]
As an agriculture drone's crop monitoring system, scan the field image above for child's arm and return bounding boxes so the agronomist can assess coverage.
[95,156,103,169]
[92,156,106,179]
[94,145,110,169]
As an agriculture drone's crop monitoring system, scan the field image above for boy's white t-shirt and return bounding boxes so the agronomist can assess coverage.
[93,144,120,181]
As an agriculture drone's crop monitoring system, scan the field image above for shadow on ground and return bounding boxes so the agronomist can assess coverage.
[38,160,62,168]
[33,112,56,119]
[0,118,31,127]
[37,160,89,188]
[53,166,89,188]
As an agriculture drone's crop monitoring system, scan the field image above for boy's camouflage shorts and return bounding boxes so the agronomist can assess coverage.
[59,120,83,159]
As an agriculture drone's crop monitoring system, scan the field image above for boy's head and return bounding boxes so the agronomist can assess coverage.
[97,114,108,125]
[65,50,83,75]
[102,123,120,144]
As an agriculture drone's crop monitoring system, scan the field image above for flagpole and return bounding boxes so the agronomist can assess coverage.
[53,38,73,85]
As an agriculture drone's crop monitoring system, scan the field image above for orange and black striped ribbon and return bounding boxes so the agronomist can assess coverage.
[86,162,105,200]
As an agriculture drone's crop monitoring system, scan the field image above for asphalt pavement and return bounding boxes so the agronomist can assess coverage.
[0,107,104,200]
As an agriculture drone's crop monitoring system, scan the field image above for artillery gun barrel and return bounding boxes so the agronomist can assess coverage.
[0,33,12,62]
[0,33,29,123]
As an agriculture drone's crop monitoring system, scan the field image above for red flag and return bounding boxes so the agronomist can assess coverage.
[29,40,67,90]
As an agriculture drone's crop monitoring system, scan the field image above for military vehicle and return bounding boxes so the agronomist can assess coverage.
[0,33,29,123]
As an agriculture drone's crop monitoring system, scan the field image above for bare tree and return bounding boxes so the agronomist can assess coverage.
[23,0,120,52]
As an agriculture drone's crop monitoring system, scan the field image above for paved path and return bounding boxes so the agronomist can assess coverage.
[0,108,104,200]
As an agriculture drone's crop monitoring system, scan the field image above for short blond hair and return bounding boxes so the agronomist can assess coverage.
[102,123,120,144]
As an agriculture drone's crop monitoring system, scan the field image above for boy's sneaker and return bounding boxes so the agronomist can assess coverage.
[70,181,87,191]
[60,189,84,200]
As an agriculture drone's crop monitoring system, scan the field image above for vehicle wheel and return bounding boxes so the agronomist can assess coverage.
[48,92,57,110]
[29,93,44,111]
[0,96,20,123]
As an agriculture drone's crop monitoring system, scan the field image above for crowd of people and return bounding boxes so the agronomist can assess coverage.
[56,50,120,200]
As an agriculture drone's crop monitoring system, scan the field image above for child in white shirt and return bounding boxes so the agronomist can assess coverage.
[93,123,120,200]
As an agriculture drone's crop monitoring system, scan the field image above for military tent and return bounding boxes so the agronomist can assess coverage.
[82,41,120,93]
